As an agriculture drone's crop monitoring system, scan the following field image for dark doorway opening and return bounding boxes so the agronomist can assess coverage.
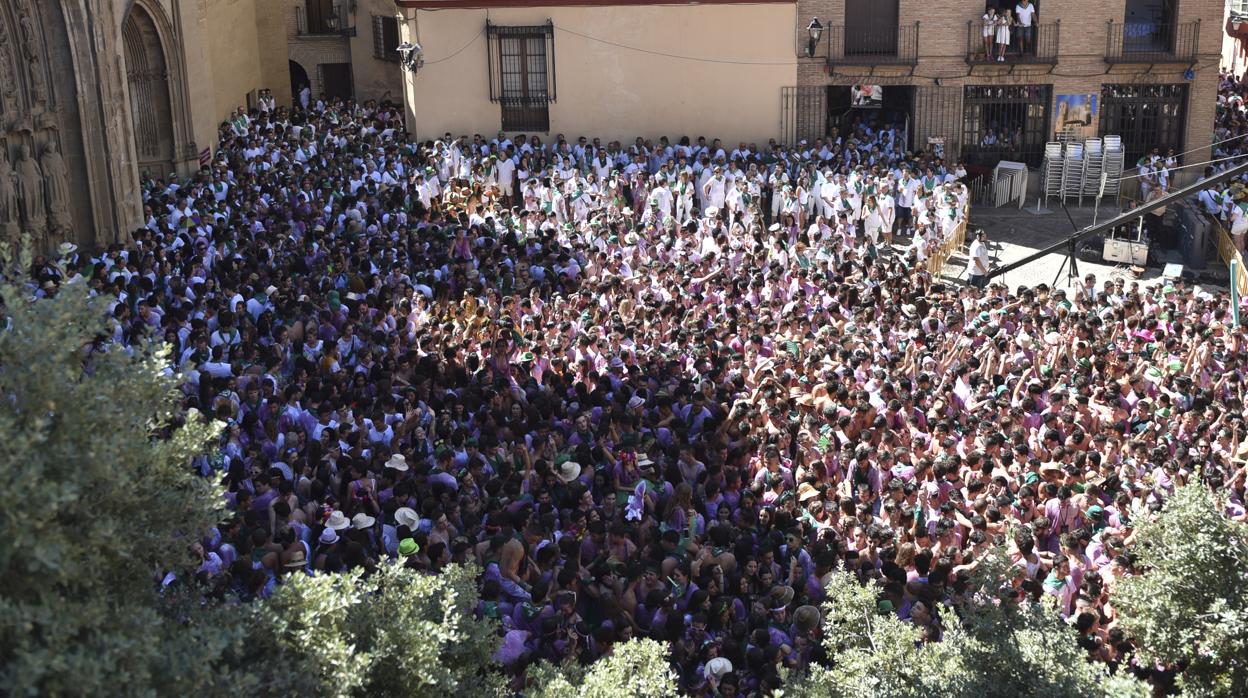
[289,60,310,108]
[826,85,914,150]
[320,63,353,102]
[123,3,175,177]
[1123,0,1178,53]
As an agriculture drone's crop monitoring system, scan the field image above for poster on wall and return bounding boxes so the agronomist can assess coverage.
[1054,93,1098,139]
[927,136,945,160]
[851,84,883,108]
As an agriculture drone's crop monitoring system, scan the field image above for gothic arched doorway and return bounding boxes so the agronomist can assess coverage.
[123,3,175,178]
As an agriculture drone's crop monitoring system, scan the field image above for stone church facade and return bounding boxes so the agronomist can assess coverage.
[0,0,294,252]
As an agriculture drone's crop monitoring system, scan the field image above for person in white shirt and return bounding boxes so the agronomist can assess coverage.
[877,183,896,245]
[496,152,516,206]
[1231,193,1248,254]
[1015,0,1036,56]
[982,7,998,61]
[702,166,727,214]
[897,170,920,238]
[966,230,990,288]
[995,10,1012,62]
[1199,186,1224,218]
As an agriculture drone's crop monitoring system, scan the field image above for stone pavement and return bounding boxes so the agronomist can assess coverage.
[937,200,1232,294]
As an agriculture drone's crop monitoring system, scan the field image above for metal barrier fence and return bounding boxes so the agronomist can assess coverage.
[925,212,970,276]
[1212,218,1248,297]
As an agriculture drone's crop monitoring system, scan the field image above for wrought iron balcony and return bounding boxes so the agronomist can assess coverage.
[965,21,1059,64]
[1105,20,1198,63]
[826,22,919,66]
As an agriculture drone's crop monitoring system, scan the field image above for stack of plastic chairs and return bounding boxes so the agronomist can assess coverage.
[1061,142,1084,204]
[1042,142,1064,206]
[1082,138,1104,205]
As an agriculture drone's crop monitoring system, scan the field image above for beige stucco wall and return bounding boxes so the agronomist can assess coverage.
[255,0,294,109]
[205,0,264,118]
[180,0,289,151]
[350,0,405,103]
[401,3,798,143]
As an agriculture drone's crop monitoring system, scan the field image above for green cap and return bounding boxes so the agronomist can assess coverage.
[398,538,420,557]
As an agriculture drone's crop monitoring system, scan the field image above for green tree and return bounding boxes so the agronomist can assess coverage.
[0,257,507,698]
[349,562,503,697]
[1115,484,1248,697]
[528,638,678,698]
[794,558,1149,698]
[0,251,227,696]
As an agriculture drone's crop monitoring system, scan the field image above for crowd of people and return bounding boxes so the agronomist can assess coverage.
[24,92,1248,695]
[1207,71,1248,253]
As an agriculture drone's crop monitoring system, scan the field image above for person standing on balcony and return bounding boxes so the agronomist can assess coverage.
[995,10,1013,62]
[982,7,998,61]
[1015,0,1036,56]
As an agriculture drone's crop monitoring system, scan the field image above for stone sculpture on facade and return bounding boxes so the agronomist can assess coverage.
[17,0,51,118]
[41,139,70,236]
[0,42,18,117]
[0,144,19,242]
[14,143,46,237]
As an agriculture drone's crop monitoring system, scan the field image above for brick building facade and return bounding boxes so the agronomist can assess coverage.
[790,0,1222,168]
[287,0,403,105]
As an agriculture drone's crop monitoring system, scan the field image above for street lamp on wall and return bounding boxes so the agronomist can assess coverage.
[397,42,422,72]
[806,17,824,57]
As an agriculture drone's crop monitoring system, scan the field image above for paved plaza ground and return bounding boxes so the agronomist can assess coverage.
[938,200,1232,294]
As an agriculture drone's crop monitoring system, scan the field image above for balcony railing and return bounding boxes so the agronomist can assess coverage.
[965,21,1059,64]
[295,4,355,37]
[827,23,919,66]
[1105,20,1198,63]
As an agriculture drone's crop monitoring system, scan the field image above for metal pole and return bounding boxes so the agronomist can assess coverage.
[1233,258,1241,328]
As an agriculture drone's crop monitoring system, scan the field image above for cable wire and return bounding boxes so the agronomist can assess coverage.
[1117,152,1248,181]
[422,27,485,66]
[552,25,797,66]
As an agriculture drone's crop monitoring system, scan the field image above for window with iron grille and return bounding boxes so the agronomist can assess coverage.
[487,21,556,132]
[373,15,400,61]
[1099,84,1187,165]
[1234,0,1248,21]
[961,84,1053,167]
